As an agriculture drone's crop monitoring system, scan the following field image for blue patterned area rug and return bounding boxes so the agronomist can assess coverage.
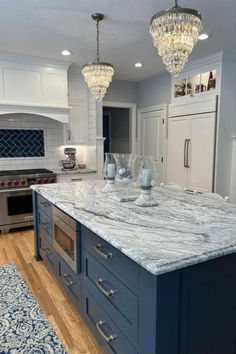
[0,263,67,353]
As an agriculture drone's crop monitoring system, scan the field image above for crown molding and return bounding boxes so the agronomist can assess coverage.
[0,51,71,70]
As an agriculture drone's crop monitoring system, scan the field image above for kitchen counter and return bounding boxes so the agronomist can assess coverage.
[31,181,236,276]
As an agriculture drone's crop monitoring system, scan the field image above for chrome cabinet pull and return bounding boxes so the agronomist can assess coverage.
[94,244,112,260]
[42,247,51,256]
[41,222,50,231]
[62,274,74,287]
[96,279,115,297]
[96,321,116,343]
[40,201,50,208]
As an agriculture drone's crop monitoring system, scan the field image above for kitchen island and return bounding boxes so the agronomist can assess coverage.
[32,181,236,354]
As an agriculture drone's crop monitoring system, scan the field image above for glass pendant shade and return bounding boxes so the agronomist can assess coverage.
[82,62,114,101]
[82,13,114,101]
[150,1,202,76]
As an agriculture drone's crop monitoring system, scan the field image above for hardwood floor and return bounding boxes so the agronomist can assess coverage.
[0,227,103,354]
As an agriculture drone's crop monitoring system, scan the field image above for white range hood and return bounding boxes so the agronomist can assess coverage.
[0,52,71,123]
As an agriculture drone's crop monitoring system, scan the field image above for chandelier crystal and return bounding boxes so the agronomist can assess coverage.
[82,13,114,101]
[150,0,202,76]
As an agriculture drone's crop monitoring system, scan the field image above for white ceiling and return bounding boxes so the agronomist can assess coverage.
[0,0,235,81]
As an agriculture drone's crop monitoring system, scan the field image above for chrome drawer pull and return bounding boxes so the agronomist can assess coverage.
[96,279,115,297]
[40,201,50,207]
[42,247,51,256]
[41,223,50,231]
[96,321,116,343]
[62,274,74,287]
[94,244,112,260]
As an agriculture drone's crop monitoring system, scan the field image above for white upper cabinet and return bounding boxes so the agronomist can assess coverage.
[63,73,89,145]
[0,54,69,108]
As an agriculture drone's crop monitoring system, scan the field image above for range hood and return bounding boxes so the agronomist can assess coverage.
[0,102,70,123]
[0,52,70,123]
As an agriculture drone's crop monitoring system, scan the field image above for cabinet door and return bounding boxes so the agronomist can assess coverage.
[188,113,215,192]
[140,109,165,183]
[167,117,189,187]
[67,101,88,144]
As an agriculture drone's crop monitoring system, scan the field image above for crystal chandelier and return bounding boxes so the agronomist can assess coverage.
[150,0,202,76]
[82,13,114,101]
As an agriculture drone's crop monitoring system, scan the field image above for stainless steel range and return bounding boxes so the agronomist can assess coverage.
[0,169,56,234]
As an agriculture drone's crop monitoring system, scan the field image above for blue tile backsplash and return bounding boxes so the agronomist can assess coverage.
[0,129,45,158]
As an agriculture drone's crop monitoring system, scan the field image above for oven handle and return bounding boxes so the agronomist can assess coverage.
[0,187,31,194]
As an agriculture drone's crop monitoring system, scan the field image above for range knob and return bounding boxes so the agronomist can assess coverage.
[37,178,43,184]
[50,177,55,183]
[44,178,49,184]
[7,181,12,187]
[14,180,19,186]
[0,181,5,187]
[21,180,26,186]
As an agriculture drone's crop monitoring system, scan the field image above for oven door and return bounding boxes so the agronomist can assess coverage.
[0,188,33,227]
[53,214,77,273]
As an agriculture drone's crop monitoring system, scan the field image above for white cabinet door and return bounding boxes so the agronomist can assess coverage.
[167,116,189,187]
[188,113,215,192]
[140,109,165,183]
[67,101,88,144]
[64,75,89,145]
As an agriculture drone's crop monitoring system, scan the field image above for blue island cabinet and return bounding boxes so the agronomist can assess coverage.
[33,192,236,354]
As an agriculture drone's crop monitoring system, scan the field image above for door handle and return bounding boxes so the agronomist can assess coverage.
[184,139,190,168]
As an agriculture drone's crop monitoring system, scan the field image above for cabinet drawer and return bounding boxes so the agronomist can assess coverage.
[40,234,57,274]
[38,194,52,218]
[82,227,139,290]
[83,288,137,354]
[58,257,81,310]
[84,251,138,344]
[38,209,53,240]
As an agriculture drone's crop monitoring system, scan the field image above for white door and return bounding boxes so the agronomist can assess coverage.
[188,113,216,192]
[140,109,165,183]
[167,116,189,187]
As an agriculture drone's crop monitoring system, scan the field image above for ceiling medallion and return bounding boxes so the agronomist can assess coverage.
[82,13,114,101]
[150,0,202,76]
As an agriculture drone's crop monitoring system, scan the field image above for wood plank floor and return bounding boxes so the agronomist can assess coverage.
[0,227,103,354]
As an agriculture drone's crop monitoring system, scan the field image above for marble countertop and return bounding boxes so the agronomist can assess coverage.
[53,168,96,175]
[31,181,236,276]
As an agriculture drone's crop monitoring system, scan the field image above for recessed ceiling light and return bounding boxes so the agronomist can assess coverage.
[134,62,143,68]
[198,33,209,40]
[61,50,72,56]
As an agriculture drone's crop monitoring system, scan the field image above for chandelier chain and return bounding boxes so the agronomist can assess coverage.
[175,0,178,7]
[96,19,100,62]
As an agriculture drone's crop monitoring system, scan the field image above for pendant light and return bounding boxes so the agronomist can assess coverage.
[150,0,202,76]
[82,13,114,101]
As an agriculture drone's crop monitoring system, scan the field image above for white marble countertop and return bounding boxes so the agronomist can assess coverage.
[53,168,96,175]
[31,181,236,276]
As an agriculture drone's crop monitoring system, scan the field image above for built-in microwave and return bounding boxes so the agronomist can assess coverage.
[53,206,80,273]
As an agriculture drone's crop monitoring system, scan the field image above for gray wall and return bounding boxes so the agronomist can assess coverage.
[137,72,171,108]
[104,80,138,103]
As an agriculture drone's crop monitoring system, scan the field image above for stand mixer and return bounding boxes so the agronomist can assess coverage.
[59,148,78,170]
